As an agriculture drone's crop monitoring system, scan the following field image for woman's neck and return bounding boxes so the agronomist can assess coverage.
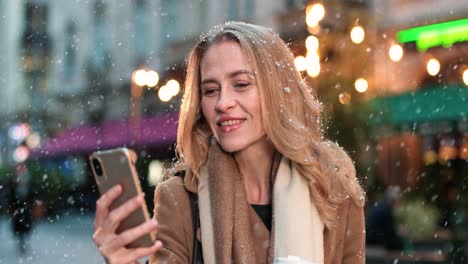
[234,139,275,205]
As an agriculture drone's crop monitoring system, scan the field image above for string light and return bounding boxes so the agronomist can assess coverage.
[389,44,403,62]
[355,78,368,93]
[426,58,440,76]
[294,56,307,72]
[350,26,365,44]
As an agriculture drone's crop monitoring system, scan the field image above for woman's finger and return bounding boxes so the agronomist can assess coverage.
[117,241,163,264]
[92,227,103,246]
[94,185,122,229]
[104,195,143,233]
[106,219,158,250]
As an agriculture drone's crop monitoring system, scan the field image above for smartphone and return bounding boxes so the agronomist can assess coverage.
[90,148,155,248]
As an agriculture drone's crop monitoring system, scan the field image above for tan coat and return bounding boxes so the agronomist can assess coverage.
[150,143,365,264]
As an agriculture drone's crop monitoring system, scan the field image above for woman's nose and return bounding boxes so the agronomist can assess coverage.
[215,89,236,111]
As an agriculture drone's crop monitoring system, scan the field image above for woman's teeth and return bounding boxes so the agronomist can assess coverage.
[220,120,244,126]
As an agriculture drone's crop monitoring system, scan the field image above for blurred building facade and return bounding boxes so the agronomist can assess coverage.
[0,0,307,165]
[0,0,311,238]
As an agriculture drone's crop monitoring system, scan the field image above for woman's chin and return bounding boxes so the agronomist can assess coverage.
[217,141,245,153]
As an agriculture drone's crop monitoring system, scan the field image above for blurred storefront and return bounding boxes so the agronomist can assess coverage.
[373,4,468,263]
[288,0,468,262]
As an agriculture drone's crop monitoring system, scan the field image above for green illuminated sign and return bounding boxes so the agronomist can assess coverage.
[397,18,468,51]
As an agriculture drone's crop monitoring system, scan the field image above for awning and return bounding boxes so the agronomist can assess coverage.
[368,85,468,125]
[32,112,179,158]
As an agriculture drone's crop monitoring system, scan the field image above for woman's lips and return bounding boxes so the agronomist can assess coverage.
[217,119,245,133]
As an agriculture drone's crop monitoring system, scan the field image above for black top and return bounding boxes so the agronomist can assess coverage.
[251,204,272,232]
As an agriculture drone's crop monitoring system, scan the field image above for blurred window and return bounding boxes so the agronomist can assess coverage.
[161,0,177,45]
[90,0,109,71]
[25,1,47,33]
[244,0,254,19]
[133,0,149,60]
[228,0,239,20]
[64,22,77,81]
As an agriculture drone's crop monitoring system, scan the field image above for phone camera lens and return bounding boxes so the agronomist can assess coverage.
[92,158,103,176]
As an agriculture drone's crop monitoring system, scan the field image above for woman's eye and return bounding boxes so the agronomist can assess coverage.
[202,87,219,96]
[234,82,250,89]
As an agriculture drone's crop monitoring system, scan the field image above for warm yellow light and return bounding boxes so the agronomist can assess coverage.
[305,3,325,28]
[427,58,440,76]
[424,150,438,165]
[306,3,325,21]
[132,69,147,86]
[305,51,320,64]
[389,44,403,62]
[306,63,320,78]
[339,92,351,105]
[350,26,365,44]
[294,56,307,72]
[305,51,320,77]
[166,79,180,96]
[158,85,172,102]
[463,69,468,86]
[305,35,319,52]
[145,70,159,88]
[460,137,468,160]
[306,14,319,28]
[355,78,368,93]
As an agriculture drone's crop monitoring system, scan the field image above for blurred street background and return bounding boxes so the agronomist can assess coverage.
[0,0,467,263]
[0,210,102,263]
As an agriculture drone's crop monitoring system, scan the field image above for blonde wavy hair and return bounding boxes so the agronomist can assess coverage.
[176,21,362,227]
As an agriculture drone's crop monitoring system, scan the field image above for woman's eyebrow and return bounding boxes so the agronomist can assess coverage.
[200,79,218,85]
[201,70,255,85]
[228,70,255,79]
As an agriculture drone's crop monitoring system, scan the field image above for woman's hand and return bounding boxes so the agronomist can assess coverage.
[93,185,163,264]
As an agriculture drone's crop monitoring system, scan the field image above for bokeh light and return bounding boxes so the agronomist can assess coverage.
[8,123,31,142]
[427,58,440,76]
[463,69,468,86]
[306,63,320,78]
[25,133,41,149]
[158,85,172,102]
[355,78,368,93]
[294,56,307,72]
[166,79,180,97]
[132,69,147,86]
[339,92,351,105]
[145,70,159,88]
[350,26,365,44]
[306,3,325,28]
[305,35,319,52]
[13,146,30,163]
[389,44,404,62]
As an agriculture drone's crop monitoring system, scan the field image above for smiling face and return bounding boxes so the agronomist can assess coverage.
[200,40,267,153]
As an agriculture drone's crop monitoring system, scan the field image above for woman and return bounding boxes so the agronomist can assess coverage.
[93,21,365,264]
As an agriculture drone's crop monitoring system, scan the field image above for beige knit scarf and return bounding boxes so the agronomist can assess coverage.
[197,144,324,263]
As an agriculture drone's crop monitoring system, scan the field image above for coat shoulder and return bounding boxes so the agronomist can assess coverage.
[317,141,365,206]
[156,176,190,203]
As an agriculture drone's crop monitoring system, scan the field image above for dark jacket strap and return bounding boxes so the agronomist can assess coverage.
[175,171,203,264]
